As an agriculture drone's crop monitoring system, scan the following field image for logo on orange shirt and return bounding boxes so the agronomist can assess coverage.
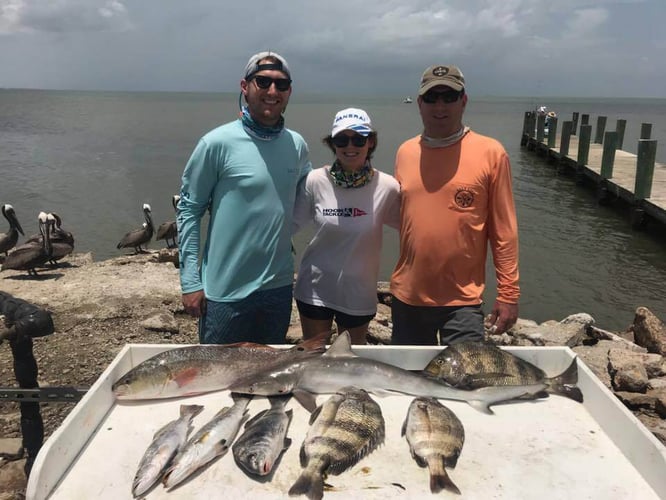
[454,188,474,208]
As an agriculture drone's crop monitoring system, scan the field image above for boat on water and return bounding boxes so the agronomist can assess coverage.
[403,96,413,103]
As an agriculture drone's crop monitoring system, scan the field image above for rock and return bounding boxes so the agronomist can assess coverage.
[631,306,666,355]
[615,391,657,412]
[536,321,587,347]
[572,342,614,388]
[636,413,666,446]
[560,312,595,327]
[0,457,27,499]
[140,312,179,334]
[648,378,666,391]
[609,348,649,392]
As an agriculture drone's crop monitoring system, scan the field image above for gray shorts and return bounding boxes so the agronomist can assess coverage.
[390,297,484,345]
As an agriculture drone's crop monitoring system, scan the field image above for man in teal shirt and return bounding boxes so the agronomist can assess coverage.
[177,51,311,344]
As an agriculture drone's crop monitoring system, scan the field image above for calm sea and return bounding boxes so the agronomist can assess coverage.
[1,89,665,331]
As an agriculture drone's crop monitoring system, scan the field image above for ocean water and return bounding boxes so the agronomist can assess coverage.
[1,89,664,331]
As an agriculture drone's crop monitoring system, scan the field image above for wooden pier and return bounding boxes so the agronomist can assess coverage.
[521,111,666,229]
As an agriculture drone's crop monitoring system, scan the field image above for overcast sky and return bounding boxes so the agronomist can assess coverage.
[1,0,664,98]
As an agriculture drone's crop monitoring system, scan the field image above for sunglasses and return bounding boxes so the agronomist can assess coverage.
[251,75,292,92]
[332,134,368,148]
[421,90,462,104]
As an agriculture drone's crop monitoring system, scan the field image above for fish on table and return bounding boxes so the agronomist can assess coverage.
[111,335,327,401]
[289,386,385,500]
[402,397,465,494]
[422,340,583,403]
[131,404,204,498]
[232,395,293,477]
[228,332,548,414]
[162,394,252,490]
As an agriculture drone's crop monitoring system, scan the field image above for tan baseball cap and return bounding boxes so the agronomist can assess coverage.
[419,65,465,95]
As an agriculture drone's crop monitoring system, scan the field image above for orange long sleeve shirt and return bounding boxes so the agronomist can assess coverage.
[390,130,520,306]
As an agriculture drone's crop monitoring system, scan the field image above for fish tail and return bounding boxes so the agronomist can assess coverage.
[548,358,584,403]
[288,468,324,500]
[428,459,461,494]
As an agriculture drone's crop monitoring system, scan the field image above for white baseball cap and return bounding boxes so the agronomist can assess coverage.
[331,108,373,137]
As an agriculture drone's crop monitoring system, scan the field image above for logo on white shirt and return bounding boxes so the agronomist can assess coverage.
[322,208,367,217]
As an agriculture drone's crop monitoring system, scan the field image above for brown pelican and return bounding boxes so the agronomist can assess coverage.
[117,203,154,254]
[0,204,25,256]
[155,195,180,248]
[1,212,53,276]
[24,212,74,265]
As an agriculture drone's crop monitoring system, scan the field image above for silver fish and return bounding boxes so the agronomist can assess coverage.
[289,387,385,500]
[402,397,465,494]
[162,394,252,490]
[112,336,327,400]
[422,340,583,403]
[232,395,293,476]
[131,404,204,498]
[228,332,548,414]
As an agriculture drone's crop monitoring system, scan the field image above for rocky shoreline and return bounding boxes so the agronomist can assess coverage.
[0,251,665,498]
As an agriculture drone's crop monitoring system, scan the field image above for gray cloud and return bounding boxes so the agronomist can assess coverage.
[0,0,663,97]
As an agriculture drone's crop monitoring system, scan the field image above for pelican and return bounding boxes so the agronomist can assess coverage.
[117,203,154,254]
[0,204,25,256]
[1,212,52,276]
[155,195,180,248]
[24,212,74,265]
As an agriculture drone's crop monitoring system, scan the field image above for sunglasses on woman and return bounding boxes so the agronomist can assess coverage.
[332,134,369,148]
[251,75,292,92]
[421,89,462,104]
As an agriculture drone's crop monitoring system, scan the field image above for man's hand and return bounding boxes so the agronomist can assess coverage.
[487,300,518,335]
[182,290,206,318]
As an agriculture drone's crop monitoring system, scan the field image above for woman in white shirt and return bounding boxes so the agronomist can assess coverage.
[293,108,401,344]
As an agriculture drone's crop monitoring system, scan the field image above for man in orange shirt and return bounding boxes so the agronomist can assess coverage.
[390,64,520,345]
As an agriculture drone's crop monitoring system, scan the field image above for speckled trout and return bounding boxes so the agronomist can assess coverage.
[112,336,327,400]
[228,332,548,414]
[162,394,252,490]
[131,404,204,498]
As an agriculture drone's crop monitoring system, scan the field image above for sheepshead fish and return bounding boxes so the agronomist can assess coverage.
[232,395,293,476]
[402,397,465,494]
[289,387,385,500]
[422,341,583,403]
[112,336,327,400]
[162,394,252,490]
[131,404,204,498]
[228,332,548,414]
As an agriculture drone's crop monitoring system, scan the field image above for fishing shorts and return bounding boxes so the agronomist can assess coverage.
[295,300,375,329]
[390,297,484,345]
[199,285,293,344]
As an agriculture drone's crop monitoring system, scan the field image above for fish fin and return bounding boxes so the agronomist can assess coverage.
[289,469,324,500]
[546,358,584,402]
[550,385,584,403]
[173,367,201,388]
[308,404,323,425]
[294,389,318,413]
[283,437,292,450]
[295,333,329,353]
[180,404,205,418]
[400,417,407,437]
[244,409,269,428]
[428,460,461,495]
[322,331,355,358]
[268,394,293,409]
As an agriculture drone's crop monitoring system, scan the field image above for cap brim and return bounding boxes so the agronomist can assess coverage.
[418,80,464,95]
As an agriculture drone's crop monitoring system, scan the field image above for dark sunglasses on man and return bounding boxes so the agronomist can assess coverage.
[421,89,463,104]
[250,75,292,92]
[331,134,369,148]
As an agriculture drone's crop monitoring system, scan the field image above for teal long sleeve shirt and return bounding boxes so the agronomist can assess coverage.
[177,119,311,301]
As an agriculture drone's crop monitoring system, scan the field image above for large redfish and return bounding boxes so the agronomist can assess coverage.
[112,336,327,400]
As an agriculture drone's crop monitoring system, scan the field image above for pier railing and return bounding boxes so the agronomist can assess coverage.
[521,111,664,229]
